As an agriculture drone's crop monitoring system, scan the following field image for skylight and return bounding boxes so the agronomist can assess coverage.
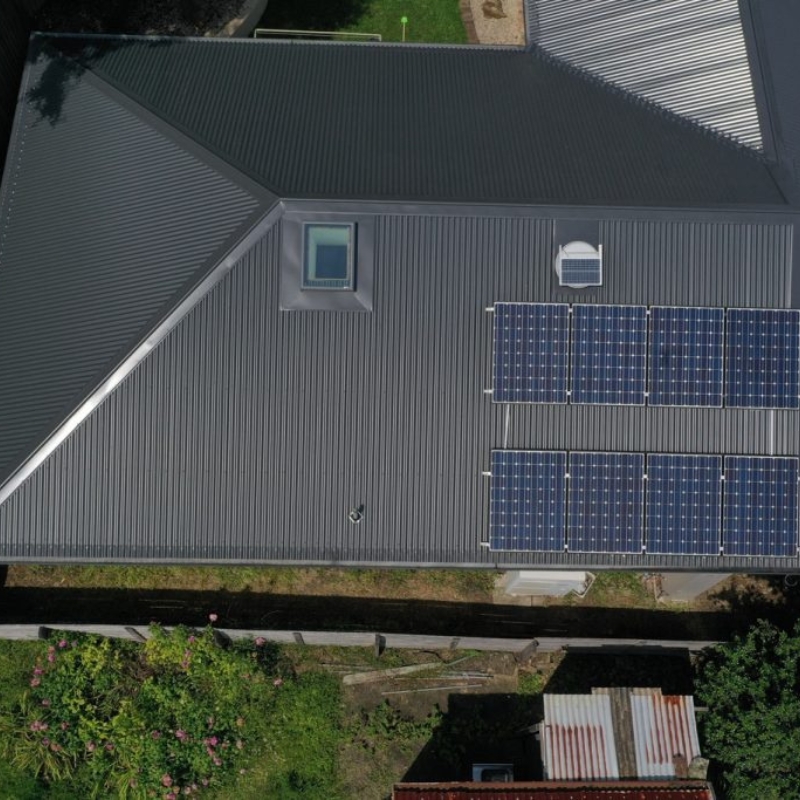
[303,223,355,290]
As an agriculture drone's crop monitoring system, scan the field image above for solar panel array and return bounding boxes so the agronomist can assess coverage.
[492,303,569,403]
[492,303,800,409]
[648,307,724,407]
[489,451,567,551]
[489,450,800,557]
[571,305,648,405]
[725,309,800,409]
[560,258,602,286]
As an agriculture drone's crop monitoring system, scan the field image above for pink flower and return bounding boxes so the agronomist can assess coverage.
[41,737,50,747]
[165,794,176,800]
[47,653,55,663]
[161,774,173,788]
[58,640,68,649]
[175,729,188,741]
[30,677,40,687]
[33,667,43,676]
[50,742,61,752]
[273,677,284,687]
[151,730,162,740]
[105,742,115,752]
[255,636,266,646]
[213,757,222,767]
[41,699,51,707]
[188,635,197,644]
[86,741,96,752]
[208,613,218,623]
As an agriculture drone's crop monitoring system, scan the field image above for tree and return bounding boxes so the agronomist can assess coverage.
[694,619,800,800]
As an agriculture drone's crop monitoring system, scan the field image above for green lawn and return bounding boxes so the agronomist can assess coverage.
[259,0,467,44]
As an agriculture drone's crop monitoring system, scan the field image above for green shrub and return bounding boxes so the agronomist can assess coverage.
[0,626,287,799]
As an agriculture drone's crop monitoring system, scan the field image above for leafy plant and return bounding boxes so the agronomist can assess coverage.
[0,626,287,798]
[695,619,800,800]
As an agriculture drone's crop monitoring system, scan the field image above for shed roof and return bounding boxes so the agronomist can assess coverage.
[541,690,702,782]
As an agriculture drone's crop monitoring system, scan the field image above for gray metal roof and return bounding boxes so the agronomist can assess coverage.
[0,42,274,485]
[1,209,798,568]
[44,34,786,207]
[527,0,763,150]
[1,30,799,568]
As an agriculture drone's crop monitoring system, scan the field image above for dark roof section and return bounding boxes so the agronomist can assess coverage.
[46,34,787,207]
[0,39,272,484]
[2,211,797,568]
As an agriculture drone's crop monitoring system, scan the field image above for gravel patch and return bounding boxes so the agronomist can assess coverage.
[468,0,526,45]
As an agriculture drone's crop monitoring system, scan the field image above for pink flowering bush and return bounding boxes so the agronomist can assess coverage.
[0,627,288,798]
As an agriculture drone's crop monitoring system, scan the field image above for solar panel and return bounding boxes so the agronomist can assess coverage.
[723,456,799,557]
[648,307,724,407]
[567,452,645,553]
[560,258,601,287]
[489,450,567,551]
[646,455,722,555]
[724,309,800,409]
[492,303,570,403]
[571,305,648,405]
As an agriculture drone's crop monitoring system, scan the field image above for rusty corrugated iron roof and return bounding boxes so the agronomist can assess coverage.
[629,690,701,779]
[542,690,702,781]
[393,780,715,800]
[542,694,619,780]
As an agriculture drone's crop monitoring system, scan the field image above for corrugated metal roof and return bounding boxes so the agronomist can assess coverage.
[393,782,715,800]
[630,691,701,780]
[542,690,702,782]
[42,34,785,207]
[0,211,798,567]
[0,41,270,485]
[542,695,619,780]
[528,0,763,149]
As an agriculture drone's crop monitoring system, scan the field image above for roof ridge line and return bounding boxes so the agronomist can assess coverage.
[34,30,524,53]
[0,201,284,508]
[42,37,285,201]
[529,42,768,162]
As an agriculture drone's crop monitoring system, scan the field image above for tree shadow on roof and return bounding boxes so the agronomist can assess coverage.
[24,35,172,126]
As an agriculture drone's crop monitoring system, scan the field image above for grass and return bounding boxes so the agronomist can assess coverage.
[7,565,497,602]
[259,0,467,44]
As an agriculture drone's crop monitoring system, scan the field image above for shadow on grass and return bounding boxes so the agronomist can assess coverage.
[402,692,540,783]
[544,649,696,695]
[258,0,370,33]
[0,585,795,642]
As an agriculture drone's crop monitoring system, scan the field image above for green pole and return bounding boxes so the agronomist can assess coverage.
[401,16,408,42]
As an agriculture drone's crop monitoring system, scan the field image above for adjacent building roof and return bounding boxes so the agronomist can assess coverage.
[0,1,799,568]
[527,0,764,149]
[541,690,702,782]
[393,782,715,800]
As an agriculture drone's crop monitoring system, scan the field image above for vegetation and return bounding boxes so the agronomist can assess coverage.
[9,564,496,601]
[695,620,800,800]
[259,0,467,43]
[0,628,342,799]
